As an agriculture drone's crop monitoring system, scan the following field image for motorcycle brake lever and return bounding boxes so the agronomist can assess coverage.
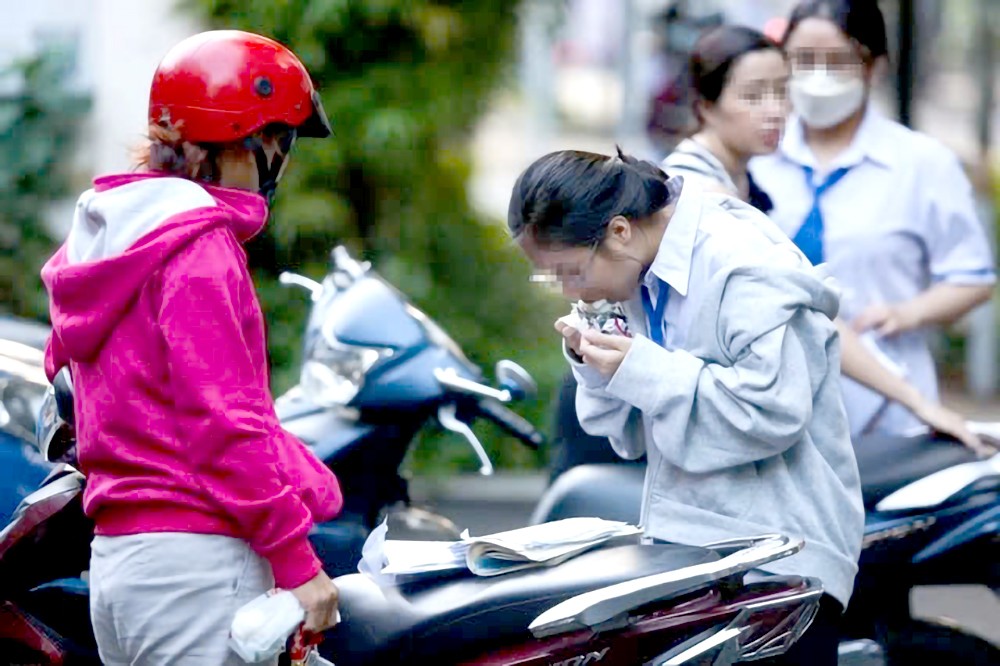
[437,403,494,476]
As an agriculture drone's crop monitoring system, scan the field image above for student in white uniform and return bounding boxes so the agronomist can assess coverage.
[750,0,996,441]
[660,23,990,454]
[508,148,864,665]
[662,25,786,215]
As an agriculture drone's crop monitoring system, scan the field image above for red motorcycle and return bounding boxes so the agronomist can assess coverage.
[324,534,821,665]
[1,264,823,664]
[1,464,821,664]
[0,465,94,663]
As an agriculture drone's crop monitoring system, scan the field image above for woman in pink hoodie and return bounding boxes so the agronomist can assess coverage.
[41,30,343,664]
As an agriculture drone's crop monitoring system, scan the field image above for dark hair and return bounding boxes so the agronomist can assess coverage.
[507,146,677,247]
[785,0,888,61]
[690,25,781,106]
[133,124,219,181]
[132,121,293,182]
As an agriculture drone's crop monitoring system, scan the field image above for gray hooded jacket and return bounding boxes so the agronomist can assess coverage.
[569,184,865,606]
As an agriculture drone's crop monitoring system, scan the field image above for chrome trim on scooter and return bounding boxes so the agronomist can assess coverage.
[528,534,804,638]
[646,580,822,666]
[875,452,1000,512]
[651,625,745,665]
[742,585,824,612]
[699,535,782,553]
[739,589,821,660]
[5,465,81,511]
[434,367,512,403]
[0,467,84,556]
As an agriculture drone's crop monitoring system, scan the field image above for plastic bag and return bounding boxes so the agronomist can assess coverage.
[561,300,632,337]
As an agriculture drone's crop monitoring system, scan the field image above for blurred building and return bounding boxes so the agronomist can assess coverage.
[3,0,203,191]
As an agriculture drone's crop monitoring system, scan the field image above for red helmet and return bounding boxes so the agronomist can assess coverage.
[148,30,331,144]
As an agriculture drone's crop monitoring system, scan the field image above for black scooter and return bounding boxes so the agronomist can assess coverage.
[532,371,1000,664]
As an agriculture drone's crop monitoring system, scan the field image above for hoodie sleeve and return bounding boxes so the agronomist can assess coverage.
[155,228,324,589]
[563,341,646,460]
[593,271,827,474]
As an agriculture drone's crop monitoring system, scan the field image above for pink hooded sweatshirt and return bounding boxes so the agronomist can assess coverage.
[41,172,343,589]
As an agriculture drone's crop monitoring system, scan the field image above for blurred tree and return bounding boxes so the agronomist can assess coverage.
[191,0,566,472]
[0,51,90,322]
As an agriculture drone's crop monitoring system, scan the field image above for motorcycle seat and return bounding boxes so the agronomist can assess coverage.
[854,433,977,511]
[323,540,720,664]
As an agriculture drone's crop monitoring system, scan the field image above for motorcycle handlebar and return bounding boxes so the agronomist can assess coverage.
[476,398,544,450]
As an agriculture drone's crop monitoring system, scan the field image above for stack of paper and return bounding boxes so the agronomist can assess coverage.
[461,517,641,576]
[359,517,641,584]
[380,539,468,578]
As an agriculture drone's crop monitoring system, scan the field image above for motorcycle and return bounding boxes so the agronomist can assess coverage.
[0,246,824,664]
[533,383,1000,664]
[0,464,825,664]
[0,334,56,526]
[273,245,547,567]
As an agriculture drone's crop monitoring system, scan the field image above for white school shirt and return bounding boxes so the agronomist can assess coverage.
[750,105,996,437]
[661,138,740,197]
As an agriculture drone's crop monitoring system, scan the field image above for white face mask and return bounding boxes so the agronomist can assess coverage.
[789,69,866,129]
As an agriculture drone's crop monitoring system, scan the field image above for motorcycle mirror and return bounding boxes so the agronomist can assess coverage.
[278,272,323,301]
[331,246,368,280]
[495,360,537,401]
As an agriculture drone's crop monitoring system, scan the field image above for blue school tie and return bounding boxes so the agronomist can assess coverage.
[792,165,851,266]
[640,277,670,348]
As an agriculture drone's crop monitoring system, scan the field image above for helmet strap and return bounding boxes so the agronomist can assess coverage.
[250,129,297,205]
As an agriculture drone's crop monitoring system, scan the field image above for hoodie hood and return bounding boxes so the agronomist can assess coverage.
[689,263,841,366]
[42,173,268,374]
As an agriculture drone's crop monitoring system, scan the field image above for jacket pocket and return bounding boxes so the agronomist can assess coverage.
[651,461,761,521]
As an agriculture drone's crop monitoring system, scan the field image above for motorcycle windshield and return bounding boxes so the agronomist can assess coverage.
[325,277,426,351]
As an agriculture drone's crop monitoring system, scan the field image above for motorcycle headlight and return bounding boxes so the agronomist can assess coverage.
[300,329,392,407]
[0,343,49,444]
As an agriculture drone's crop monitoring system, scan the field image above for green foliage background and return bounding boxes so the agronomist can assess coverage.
[1,51,90,322]
[191,0,567,473]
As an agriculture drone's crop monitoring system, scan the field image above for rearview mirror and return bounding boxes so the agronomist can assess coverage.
[495,360,537,401]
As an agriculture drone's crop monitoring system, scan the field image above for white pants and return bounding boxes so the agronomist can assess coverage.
[90,532,276,665]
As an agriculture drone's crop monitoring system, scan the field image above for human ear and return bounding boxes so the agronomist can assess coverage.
[605,215,633,249]
[864,56,887,87]
[694,97,714,125]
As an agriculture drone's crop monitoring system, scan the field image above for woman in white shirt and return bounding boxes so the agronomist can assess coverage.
[663,25,786,214]
[659,21,992,452]
[750,0,996,441]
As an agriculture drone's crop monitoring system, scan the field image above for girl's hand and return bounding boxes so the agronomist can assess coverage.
[579,331,632,377]
[911,399,998,459]
[291,570,341,632]
[852,303,920,338]
[555,318,584,359]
